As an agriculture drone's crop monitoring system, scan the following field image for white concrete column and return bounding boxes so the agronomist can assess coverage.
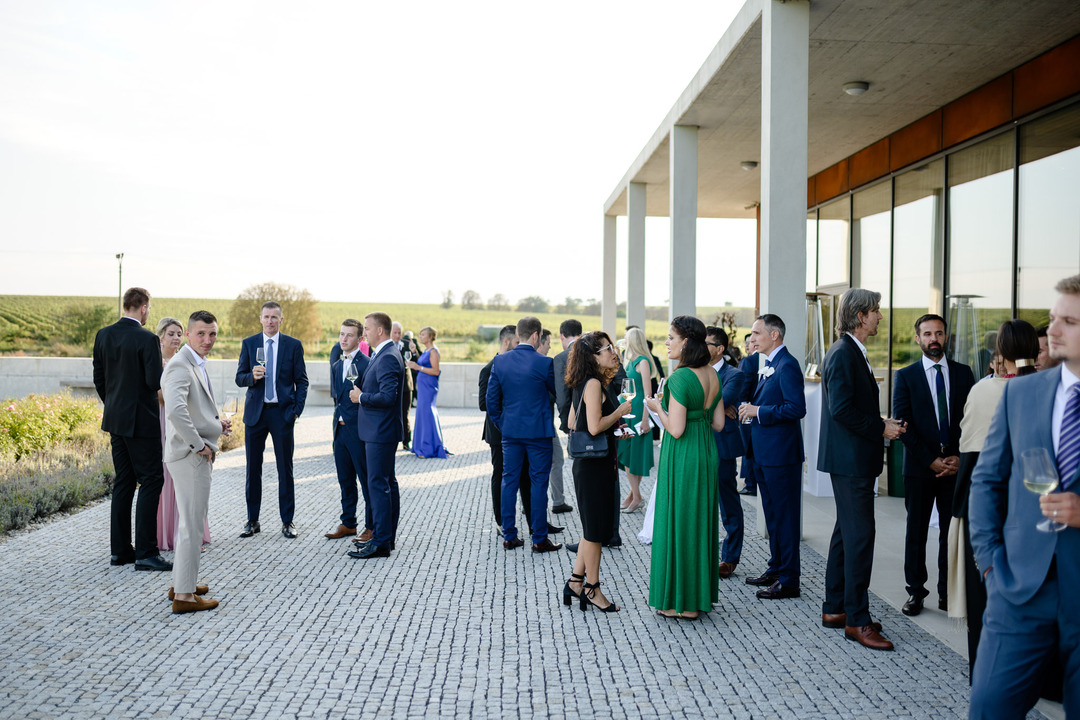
[669,125,698,323]
[627,182,647,330]
[760,0,809,366]
[602,214,617,339]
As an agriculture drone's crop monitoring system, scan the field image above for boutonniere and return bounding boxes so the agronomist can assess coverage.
[759,366,775,378]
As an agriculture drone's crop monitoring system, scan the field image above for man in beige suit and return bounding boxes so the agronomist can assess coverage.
[162,311,230,614]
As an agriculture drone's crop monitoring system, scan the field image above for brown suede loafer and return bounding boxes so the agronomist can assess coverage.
[844,624,894,651]
[168,585,209,601]
[171,595,219,614]
[324,524,357,539]
[718,561,737,579]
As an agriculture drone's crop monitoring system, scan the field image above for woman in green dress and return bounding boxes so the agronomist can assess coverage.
[643,315,725,619]
[617,327,656,512]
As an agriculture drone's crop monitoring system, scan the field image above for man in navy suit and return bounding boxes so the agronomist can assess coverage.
[325,319,372,541]
[969,274,1080,717]
[819,289,905,651]
[707,326,746,579]
[348,311,405,559]
[235,301,308,539]
[739,314,805,599]
[486,316,561,553]
[893,313,975,617]
[737,333,760,496]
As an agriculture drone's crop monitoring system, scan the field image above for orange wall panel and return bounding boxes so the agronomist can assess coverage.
[890,110,942,171]
[1013,35,1080,118]
[807,176,816,208]
[848,138,890,189]
[942,75,1013,147]
[815,159,848,203]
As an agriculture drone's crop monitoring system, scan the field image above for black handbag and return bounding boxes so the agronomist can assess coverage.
[567,385,609,459]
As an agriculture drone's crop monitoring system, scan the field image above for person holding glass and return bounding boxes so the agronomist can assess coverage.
[644,316,725,619]
[616,327,655,512]
[155,317,211,551]
[406,326,449,458]
[562,331,631,612]
[968,274,1080,718]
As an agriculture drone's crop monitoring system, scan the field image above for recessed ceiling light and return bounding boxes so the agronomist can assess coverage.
[843,81,870,96]
[740,161,758,171]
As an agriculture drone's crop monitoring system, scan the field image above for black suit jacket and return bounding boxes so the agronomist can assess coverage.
[478,355,501,444]
[892,357,975,478]
[817,334,886,477]
[92,318,162,438]
[553,346,572,433]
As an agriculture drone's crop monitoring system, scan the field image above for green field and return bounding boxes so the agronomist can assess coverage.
[0,295,755,362]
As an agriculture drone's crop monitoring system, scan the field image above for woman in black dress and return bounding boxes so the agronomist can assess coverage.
[562,331,632,613]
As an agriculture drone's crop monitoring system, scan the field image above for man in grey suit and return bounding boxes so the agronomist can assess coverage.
[969,274,1080,717]
[161,311,230,614]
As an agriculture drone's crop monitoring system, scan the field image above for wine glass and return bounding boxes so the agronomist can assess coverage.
[656,377,666,401]
[221,395,238,436]
[345,363,359,384]
[255,348,266,367]
[404,351,413,362]
[620,378,637,419]
[1021,448,1067,532]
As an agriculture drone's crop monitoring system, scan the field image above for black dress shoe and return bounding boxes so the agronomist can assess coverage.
[902,595,924,616]
[282,523,297,539]
[565,543,579,553]
[756,581,800,599]
[547,524,565,535]
[738,487,757,496]
[135,555,173,572]
[532,538,563,553]
[110,551,135,566]
[240,521,261,538]
[551,503,574,514]
[503,538,525,549]
[402,442,410,451]
[745,572,779,586]
[348,544,390,559]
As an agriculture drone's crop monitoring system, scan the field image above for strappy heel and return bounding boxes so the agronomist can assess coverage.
[563,572,585,607]
[580,581,620,613]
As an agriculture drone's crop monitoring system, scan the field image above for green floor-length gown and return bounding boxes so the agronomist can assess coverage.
[616,355,655,477]
[648,366,720,613]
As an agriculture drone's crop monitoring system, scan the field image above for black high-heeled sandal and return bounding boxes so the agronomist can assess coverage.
[563,572,585,607]
[580,581,620,613]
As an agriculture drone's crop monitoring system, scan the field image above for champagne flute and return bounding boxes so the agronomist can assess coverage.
[620,378,637,420]
[656,377,666,401]
[1021,448,1067,532]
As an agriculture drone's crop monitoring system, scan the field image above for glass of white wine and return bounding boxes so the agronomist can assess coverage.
[221,395,239,436]
[1021,447,1067,533]
[620,378,637,420]
[255,347,266,367]
[346,363,359,384]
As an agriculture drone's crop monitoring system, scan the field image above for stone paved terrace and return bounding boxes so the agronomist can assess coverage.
[0,408,1048,719]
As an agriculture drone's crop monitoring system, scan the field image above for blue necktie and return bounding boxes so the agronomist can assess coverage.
[934,364,949,450]
[265,338,276,402]
[1056,383,1080,490]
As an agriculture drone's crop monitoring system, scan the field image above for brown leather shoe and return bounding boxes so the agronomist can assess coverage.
[823,613,882,631]
[325,524,357,539]
[168,585,209,601]
[718,561,737,579]
[531,538,563,553]
[171,594,219,614]
[358,528,373,543]
[844,624,894,651]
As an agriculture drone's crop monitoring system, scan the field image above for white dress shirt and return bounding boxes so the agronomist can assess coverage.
[846,334,874,375]
[1052,364,1080,455]
[921,354,951,427]
[183,344,212,400]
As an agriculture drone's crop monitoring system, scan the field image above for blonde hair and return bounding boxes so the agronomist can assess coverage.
[420,326,437,342]
[1055,274,1080,295]
[622,327,657,377]
[156,317,182,338]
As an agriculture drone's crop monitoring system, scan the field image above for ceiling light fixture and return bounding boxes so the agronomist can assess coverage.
[843,81,870,96]
[740,161,758,171]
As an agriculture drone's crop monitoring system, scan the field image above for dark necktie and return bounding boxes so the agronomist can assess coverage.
[1056,383,1080,489]
[266,338,276,402]
[934,364,949,450]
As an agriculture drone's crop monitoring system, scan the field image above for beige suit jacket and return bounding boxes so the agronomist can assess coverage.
[162,346,222,463]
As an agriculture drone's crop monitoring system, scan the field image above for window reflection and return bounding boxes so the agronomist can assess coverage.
[807,210,817,293]
[818,198,850,287]
[853,181,892,412]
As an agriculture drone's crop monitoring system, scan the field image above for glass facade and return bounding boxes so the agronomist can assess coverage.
[805,98,1080,411]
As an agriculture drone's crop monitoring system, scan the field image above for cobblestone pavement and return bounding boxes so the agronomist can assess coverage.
[0,408,1045,719]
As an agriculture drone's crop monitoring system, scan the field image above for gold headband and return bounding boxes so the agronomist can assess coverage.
[1015,358,1035,368]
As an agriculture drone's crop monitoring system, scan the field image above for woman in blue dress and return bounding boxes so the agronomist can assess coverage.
[405,326,449,458]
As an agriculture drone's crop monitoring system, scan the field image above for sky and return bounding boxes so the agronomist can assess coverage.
[0,1,757,308]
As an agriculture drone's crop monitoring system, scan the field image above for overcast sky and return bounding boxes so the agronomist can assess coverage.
[0,1,756,307]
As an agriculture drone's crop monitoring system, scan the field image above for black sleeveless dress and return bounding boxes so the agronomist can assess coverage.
[571,381,618,543]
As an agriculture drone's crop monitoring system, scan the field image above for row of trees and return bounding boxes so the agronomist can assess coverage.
[443,291,606,315]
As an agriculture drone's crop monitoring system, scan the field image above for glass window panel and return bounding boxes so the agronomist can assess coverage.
[892,159,944,370]
[807,210,817,293]
[1018,103,1080,329]
[853,181,892,413]
[947,132,1014,379]
[818,197,850,287]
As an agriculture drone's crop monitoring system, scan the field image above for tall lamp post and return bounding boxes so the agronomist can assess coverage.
[116,253,124,318]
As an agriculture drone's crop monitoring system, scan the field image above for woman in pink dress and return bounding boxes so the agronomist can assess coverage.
[156,317,211,551]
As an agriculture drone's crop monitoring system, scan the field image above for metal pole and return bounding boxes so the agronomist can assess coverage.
[116,253,124,318]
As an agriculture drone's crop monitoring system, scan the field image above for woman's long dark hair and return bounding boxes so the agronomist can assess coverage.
[564,331,616,389]
[671,316,710,369]
[996,319,1039,376]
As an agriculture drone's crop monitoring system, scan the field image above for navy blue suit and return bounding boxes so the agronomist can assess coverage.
[713,360,745,566]
[486,343,556,544]
[892,357,975,602]
[331,352,371,531]
[748,345,805,587]
[818,333,885,627]
[968,367,1079,717]
[738,353,760,491]
[357,341,406,550]
[236,332,308,524]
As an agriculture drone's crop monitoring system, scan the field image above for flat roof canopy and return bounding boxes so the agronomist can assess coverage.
[604,0,1080,220]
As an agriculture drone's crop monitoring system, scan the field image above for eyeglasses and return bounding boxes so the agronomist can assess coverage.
[597,344,615,354]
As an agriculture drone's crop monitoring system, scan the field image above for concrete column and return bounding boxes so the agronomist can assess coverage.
[627,182,647,330]
[669,125,698,323]
[602,214,617,339]
[760,0,809,366]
